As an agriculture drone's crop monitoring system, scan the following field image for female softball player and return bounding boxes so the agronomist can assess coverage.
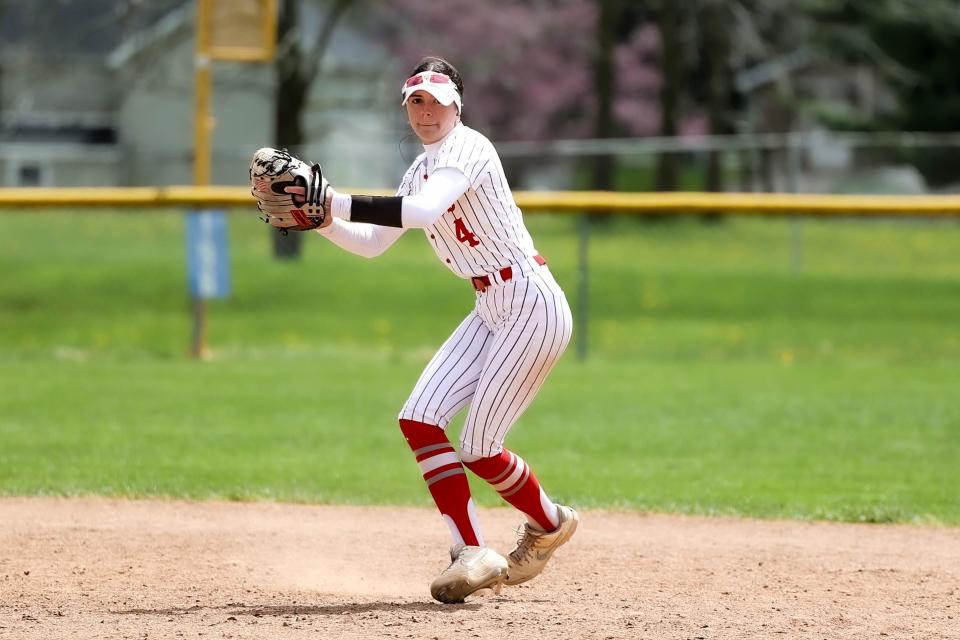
[252,57,578,604]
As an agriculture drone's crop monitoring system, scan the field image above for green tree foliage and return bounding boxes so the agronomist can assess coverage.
[803,0,960,132]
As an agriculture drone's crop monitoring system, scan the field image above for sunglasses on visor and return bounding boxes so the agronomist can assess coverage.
[404,73,453,88]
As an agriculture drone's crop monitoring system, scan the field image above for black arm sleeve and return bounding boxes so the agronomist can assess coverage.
[349,196,404,227]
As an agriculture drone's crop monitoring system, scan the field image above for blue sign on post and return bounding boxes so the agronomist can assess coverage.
[186,210,231,299]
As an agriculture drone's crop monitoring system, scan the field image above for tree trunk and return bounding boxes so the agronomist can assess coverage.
[271,0,306,259]
[271,0,353,259]
[271,67,308,257]
[701,0,733,194]
[592,0,618,194]
[655,0,681,192]
[739,148,753,192]
[0,0,6,118]
[587,0,619,224]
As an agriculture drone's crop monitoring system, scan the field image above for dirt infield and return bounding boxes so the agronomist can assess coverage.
[1,498,957,639]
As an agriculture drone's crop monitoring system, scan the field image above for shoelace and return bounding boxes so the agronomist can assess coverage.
[509,524,542,563]
[442,548,475,574]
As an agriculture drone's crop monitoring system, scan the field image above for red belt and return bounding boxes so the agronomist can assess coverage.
[471,255,546,292]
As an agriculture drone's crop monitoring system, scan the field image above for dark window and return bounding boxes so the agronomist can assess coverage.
[18,164,43,186]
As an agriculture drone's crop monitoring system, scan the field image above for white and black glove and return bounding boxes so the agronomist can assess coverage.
[249,147,331,232]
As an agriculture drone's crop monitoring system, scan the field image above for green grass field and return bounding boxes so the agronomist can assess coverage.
[1,211,958,523]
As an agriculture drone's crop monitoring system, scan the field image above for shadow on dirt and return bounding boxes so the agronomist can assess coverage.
[112,600,484,616]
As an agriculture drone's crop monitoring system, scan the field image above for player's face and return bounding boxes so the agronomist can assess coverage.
[406,91,459,144]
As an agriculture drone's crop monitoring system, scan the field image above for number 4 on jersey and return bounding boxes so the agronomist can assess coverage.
[454,217,480,247]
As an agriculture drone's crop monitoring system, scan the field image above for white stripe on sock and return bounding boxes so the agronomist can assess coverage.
[418,451,461,476]
[491,455,527,493]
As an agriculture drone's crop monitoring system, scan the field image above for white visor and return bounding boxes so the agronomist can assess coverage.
[401,71,462,112]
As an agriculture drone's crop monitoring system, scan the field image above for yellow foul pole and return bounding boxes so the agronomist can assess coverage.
[194,0,213,187]
[191,0,214,359]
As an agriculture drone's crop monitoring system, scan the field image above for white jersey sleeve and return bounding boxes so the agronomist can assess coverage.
[314,217,405,258]
[328,124,540,276]
[313,152,426,257]
[400,168,471,228]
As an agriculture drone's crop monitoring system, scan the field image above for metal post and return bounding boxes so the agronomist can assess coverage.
[790,217,803,275]
[191,297,208,360]
[191,0,213,358]
[786,132,804,275]
[576,213,590,361]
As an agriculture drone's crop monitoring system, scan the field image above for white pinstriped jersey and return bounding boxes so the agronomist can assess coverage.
[394,122,572,457]
[397,123,538,278]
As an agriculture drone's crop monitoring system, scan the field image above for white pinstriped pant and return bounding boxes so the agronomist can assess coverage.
[398,263,573,457]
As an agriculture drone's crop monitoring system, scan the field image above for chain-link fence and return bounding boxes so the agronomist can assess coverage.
[5,124,960,196]
[495,131,960,196]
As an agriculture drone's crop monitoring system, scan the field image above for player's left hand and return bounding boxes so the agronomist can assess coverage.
[249,147,331,232]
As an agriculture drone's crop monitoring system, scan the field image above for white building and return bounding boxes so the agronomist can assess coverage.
[1,1,404,189]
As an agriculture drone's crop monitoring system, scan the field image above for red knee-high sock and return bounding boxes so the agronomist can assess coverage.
[399,419,483,547]
[464,449,560,532]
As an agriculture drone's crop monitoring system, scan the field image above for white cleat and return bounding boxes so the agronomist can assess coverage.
[430,545,508,604]
[505,504,579,586]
